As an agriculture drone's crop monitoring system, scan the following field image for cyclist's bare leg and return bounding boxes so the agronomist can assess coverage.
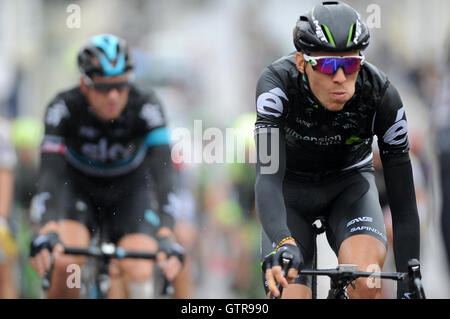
[108,260,127,298]
[0,261,18,298]
[173,255,194,298]
[173,221,197,298]
[47,220,90,299]
[115,233,158,298]
[337,234,386,299]
[266,284,311,299]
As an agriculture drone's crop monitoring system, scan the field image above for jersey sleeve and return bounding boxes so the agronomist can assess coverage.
[374,83,410,165]
[374,83,421,289]
[255,128,292,247]
[255,66,289,130]
[139,90,177,231]
[40,97,71,156]
[138,91,168,132]
[254,66,293,247]
[136,89,172,149]
[35,96,71,226]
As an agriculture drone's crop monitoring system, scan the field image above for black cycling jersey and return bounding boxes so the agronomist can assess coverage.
[255,53,409,177]
[36,84,176,232]
[42,85,170,178]
[255,53,420,286]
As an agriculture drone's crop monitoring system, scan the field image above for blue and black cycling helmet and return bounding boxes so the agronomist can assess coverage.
[77,34,134,78]
[293,1,370,54]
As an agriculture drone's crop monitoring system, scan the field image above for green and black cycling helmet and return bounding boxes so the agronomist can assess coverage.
[77,34,134,78]
[293,1,370,53]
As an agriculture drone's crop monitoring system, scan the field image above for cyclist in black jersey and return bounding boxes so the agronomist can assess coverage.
[256,1,421,299]
[28,34,183,298]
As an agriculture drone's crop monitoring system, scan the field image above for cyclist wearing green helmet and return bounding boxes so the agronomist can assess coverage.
[256,1,421,299]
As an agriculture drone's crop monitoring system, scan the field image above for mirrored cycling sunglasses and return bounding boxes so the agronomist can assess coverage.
[303,54,365,75]
[85,77,130,93]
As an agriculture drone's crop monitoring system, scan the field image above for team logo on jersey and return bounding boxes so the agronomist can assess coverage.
[163,192,181,218]
[257,88,288,118]
[296,117,317,128]
[41,135,66,154]
[81,138,135,162]
[46,100,69,126]
[285,127,341,146]
[30,192,51,223]
[139,103,164,128]
[383,107,408,145]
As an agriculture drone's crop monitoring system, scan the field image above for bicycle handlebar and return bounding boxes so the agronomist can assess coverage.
[59,244,173,298]
[299,266,406,281]
[266,257,425,299]
[63,245,157,260]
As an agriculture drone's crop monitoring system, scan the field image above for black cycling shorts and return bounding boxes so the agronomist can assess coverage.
[40,166,159,243]
[261,169,388,292]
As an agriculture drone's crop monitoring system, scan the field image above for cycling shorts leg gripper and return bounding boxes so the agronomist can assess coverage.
[326,171,388,254]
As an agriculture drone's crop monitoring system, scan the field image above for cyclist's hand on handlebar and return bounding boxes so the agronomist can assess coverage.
[156,236,185,281]
[263,242,303,298]
[29,232,64,277]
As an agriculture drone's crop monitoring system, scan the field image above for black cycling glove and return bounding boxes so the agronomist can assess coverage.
[262,244,303,273]
[30,232,62,257]
[157,236,185,264]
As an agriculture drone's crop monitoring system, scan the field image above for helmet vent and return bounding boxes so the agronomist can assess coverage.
[322,1,339,5]
[299,15,308,22]
[320,24,336,46]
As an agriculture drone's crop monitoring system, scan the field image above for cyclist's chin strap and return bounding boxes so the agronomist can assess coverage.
[128,278,154,299]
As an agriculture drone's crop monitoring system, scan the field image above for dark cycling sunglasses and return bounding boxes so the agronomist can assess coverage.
[85,77,130,93]
[303,54,365,75]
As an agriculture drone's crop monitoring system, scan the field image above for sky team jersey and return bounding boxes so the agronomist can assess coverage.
[255,53,410,177]
[41,85,170,178]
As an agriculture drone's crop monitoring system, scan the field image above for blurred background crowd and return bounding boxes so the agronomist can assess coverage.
[0,0,449,298]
